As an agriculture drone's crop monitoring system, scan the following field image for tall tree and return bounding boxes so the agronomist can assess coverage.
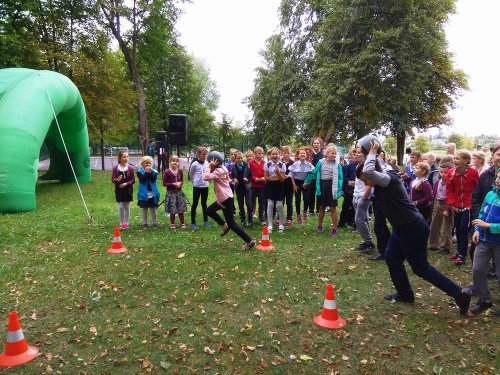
[259,0,468,161]
[96,0,178,152]
[248,34,307,147]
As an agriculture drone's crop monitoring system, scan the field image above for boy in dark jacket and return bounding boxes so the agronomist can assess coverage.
[338,150,357,228]
[232,151,253,226]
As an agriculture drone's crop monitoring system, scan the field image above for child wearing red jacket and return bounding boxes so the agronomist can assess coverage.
[249,146,266,225]
[446,150,479,265]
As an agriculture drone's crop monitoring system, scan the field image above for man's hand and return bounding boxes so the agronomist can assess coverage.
[369,141,379,155]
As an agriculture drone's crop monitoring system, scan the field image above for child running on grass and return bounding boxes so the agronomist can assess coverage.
[163,155,187,229]
[304,144,343,236]
[204,151,255,250]
[137,156,160,229]
[112,150,135,229]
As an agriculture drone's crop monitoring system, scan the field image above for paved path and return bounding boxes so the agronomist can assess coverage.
[38,157,190,171]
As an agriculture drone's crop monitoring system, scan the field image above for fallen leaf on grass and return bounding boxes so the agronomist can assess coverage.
[160,361,171,369]
[56,327,70,333]
[203,363,211,371]
[300,354,313,361]
[204,347,215,355]
[30,312,37,320]
[177,253,185,258]
[348,265,357,271]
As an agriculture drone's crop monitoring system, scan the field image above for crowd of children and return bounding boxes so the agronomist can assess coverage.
[111,140,500,316]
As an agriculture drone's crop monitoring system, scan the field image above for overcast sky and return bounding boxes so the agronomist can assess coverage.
[177,0,499,137]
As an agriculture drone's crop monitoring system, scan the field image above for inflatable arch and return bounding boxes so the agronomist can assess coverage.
[0,68,91,213]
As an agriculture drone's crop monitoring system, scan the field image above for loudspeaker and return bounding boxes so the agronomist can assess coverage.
[156,131,167,149]
[169,114,188,146]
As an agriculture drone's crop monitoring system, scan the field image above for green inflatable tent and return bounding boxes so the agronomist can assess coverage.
[0,68,91,213]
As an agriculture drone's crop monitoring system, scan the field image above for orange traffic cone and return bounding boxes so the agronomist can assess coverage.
[256,225,275,251]
[314,284,346,330]
[0,312,39,367]
[108,227,127,254]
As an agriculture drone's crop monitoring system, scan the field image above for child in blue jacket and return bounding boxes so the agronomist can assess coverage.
[137,156,160,229]
[470,168,500,314]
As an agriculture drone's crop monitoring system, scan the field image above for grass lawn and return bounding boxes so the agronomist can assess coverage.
[0,171,497,374]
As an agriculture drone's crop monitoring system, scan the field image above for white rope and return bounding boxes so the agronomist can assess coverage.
[39,73,93,222]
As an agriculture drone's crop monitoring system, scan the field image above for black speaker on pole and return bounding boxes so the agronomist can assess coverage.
[155,131,167,148]
[169,114,188,146]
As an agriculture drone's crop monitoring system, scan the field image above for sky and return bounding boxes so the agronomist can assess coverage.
[177,0,499,137]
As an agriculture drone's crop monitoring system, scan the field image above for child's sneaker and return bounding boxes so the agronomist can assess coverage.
[329,227,337,236]
[142,224,149,229]
[303,212,308,222]
[297,214,302,224]
[470,300,493,315]
[278,225,285,234]
[286,219,292,227]
[448,253,459,260]
[268,226,273,234]
[454,256,464,265]
[191,223,199,230]
[152,223,158,229]
[180,223,187,229]
[204,221,211,228]
[317,225,324,233]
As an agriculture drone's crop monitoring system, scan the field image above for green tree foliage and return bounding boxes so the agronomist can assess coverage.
[1,0,219,152]
[73,33,136,167]
[447,132,464,149]
[252,0,467,161]
[382,135,397,158]
[412,135,432,154]
[248,34,307,147]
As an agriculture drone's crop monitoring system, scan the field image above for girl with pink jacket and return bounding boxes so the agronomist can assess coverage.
[203,151,255,250]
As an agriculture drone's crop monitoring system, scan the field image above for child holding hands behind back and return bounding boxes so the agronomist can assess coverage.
[137,156,160,229]
[163,155,187,229]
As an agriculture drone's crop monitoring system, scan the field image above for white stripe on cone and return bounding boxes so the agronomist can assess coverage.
[262,235,269,240]
[7,329,24,342]
[323,299,337,310]
[113,236,121,242]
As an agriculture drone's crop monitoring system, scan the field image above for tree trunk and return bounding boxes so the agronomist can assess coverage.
[396,130,406,166]
[100,2,149,155]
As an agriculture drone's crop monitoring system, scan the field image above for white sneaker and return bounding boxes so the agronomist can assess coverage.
[268,226,273,234]
[278,225,285,234]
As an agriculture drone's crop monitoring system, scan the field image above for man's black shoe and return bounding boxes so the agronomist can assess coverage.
[470,300,492,315]
[454,289,472,315]
[368,253,385,261]
[384,293,414,303]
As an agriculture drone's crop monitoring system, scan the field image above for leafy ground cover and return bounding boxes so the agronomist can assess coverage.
[0,171,497,374]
